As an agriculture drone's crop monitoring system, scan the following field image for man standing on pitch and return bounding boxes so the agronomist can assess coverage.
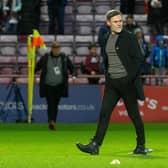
[35,41,75,130]
[76,9,151,155]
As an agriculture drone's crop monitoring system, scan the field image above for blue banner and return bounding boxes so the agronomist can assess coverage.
[0,84,101,123]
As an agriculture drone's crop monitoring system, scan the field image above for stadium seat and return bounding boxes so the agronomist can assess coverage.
[76,4,92,14]
[95,5,111,14]
[56,35,74,42]
[1,67,14,74]
[61,46,73,55]
[16,78,28,84]
[0,35,17,56]
[0,46,16,56]
[76,24,93,35]
[76,46,88,56]
[38,35,55,46]
[20,67,28,75]
[18,56,27,64]
[95,15,105,22]
[0,78,12,84]
[74,77,89,84]
[163,78,168,86]
[0,35,17,42]
[75,35,93,42]
[17,44,27,56]
[64,22,74,35]
[0,56,16,64]
[73,56,86,64]
[65,4,73,14]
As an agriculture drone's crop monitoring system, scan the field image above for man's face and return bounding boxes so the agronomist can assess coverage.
[126,17,134,25]
[106,15,123,33]
[136,31,143,39]
[158,40,164,46]
[90,47,97,56]
[52,47,61,56]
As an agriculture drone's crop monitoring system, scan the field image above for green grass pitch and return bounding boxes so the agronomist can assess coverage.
[0,123,167,168]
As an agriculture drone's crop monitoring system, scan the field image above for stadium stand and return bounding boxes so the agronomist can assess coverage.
[0,0,167,85]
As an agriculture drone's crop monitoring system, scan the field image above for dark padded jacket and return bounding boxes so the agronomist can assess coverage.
[35,52,74,98]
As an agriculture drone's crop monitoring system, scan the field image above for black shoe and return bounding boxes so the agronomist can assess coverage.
[76,141,99,155]
[16,119,22,123]
[48,120,56,130]
[133,145,152,154]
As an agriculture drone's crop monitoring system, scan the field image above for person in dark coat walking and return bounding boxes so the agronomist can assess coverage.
[35,41,75,130]
[76,9,151,155]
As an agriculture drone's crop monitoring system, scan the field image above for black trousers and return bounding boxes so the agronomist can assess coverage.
[45,85,61,122]
[48,5,65,34]
[94,76,145,146]
[120,0,135,14]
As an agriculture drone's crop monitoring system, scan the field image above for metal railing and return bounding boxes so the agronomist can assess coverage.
[0,74,168,86]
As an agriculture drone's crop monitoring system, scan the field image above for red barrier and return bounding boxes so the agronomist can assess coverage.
[101,86,168,123]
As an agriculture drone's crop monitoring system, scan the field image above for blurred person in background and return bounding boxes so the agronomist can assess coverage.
[147,0,163,35]
[160,0,168,34]
[0,1,3,33]
[98,22,110,74]
[47,0,67,34]
[134,28,150,80]
[2,0,22,34]
[124,15,140,33]
[17,0,41,34]
[120,0,135,14]
[150,35,168,85]
[84,43,100,85]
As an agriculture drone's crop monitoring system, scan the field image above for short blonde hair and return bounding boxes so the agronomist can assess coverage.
[105,9,122,20]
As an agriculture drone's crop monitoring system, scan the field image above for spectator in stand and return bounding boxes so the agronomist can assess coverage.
[124,15,140,33]
[98,23,110,74]
[120,0,127,14]
[2,0,22,34]
[47,0,67,35]
[0,1,4,33]
[17,0,41,35]
[161,0,168,34]
[150,35,168,85]
[147,0,163,35]
[161,0,168,22]
[120,0,135,14]
[134,28,150,83]
[84,43,100,85]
